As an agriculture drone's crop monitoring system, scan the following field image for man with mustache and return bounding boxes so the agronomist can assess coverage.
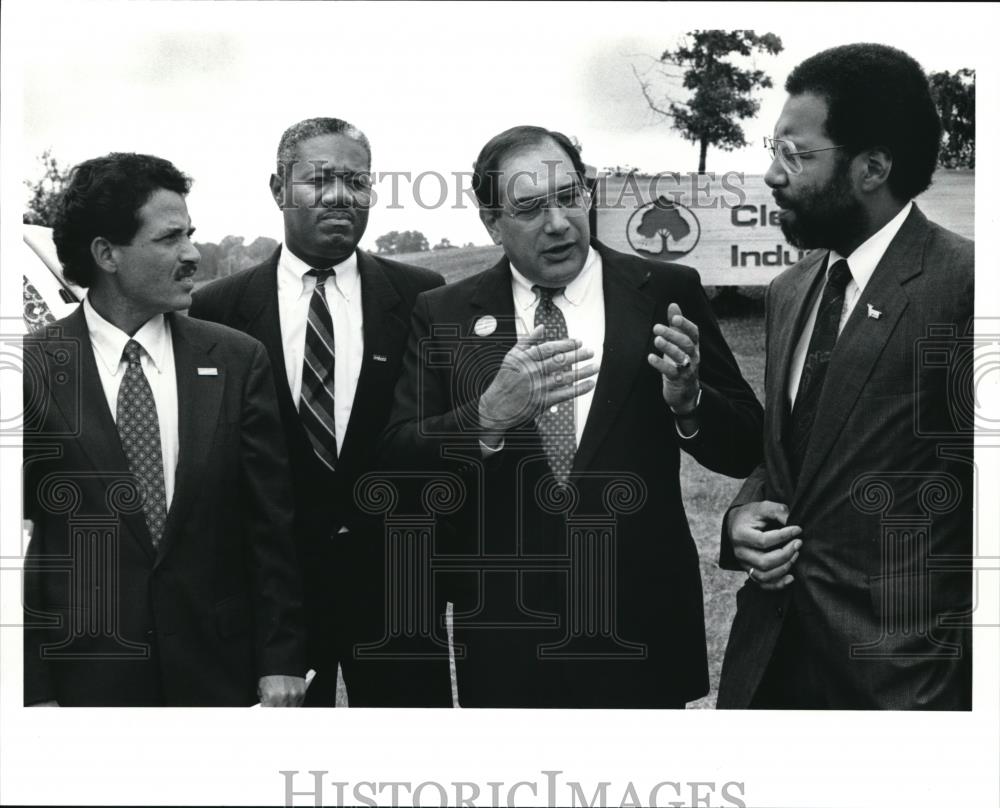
[382,125,762,707]
[23,153,307,706]
[189,118,450,706]
[717,44,974,709]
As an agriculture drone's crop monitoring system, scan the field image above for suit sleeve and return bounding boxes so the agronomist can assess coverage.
[21,339,53,703]
[671,270,763,477]
[379,291,484,471]
[239,342,306,677]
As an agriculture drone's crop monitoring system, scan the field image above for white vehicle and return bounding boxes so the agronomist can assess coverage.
[21,224,84,333]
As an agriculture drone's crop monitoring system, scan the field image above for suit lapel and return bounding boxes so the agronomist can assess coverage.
[573,246,656,473]
[337,252,405,469]
[157,314,223,562]
[468,258,520,382]
[768,250,827,498]
[46,307,157,560]
[793,207,926,499]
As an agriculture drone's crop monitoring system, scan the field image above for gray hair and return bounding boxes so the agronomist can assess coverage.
[275,117,372,168]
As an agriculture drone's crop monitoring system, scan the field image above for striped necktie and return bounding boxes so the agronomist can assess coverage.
[300,268,338,472]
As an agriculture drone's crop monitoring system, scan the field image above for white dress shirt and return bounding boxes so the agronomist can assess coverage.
[788,201,912,406]
[276,247,365,456]
[83,296,179,508]
[510,246,605,445]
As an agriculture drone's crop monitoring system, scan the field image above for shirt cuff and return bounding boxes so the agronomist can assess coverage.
[480,438,505,457]
[674,421,700,440]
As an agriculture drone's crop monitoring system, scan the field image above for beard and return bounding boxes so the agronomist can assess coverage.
[775,161,869,251]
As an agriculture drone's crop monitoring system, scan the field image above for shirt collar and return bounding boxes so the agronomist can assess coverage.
[83,296,170,376]
[278,245,360,299]
[828,200,912,292]
[509,245,600,310]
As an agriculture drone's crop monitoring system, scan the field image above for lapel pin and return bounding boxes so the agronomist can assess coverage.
[867,304,882,320]
[372,354,388,363]
[473,315,498,337]
[197,367,218,376]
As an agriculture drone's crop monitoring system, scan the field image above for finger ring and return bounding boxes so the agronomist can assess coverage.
[680,355,692,369]
[747,567,755,581]
[554,373,564,386]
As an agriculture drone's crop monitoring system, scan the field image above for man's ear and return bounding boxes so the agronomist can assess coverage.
[269,172,285,209]
[857,147,893,193]
[90,237,119,276]
[479,208,503,246]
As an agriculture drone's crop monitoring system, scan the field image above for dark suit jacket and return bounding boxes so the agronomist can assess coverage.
[188,247,448,704]
[381,240,763,707]
[718,205,974,709]
[23,309,305,706]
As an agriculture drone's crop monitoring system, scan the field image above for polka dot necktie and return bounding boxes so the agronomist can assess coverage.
[300,268,338,472]
[534,285,576,484]
[786,258,853,480]
[116,339,168,549]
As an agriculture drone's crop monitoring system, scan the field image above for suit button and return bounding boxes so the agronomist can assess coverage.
[144,629,154,637]
[776,606,784,617]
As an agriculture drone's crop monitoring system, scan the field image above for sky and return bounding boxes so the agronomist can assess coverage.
[8,0,997,251]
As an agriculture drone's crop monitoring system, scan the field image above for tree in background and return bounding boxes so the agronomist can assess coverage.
[433,238,456,251]
[375,230,429,255]
[633,30,783,173]
[930,68,975,169]
[24,150,72,226]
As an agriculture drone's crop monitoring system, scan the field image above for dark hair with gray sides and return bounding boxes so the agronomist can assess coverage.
[275,117,372,169]
[53,152,192,288]
[786,43,942,201]
[472,125,588,210]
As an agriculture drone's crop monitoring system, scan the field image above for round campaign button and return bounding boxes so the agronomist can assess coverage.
[473,315,498,337]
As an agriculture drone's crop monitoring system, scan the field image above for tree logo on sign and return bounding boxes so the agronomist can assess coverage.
[626,196,701,261]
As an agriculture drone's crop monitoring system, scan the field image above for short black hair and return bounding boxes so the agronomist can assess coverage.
[472,125,587,210]
[786,43,941,201]
[52,153,192,287]
[276,117,371,169]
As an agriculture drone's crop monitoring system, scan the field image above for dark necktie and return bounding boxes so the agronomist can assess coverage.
[116,339,168,548]
[300,268,338,472]
[534,285,576,484]
[786,258,853,480]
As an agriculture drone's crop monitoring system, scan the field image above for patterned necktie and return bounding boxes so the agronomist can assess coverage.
[300,268,338,472]
[534,285,576,484]
[116,339,168,548]
[786,258,853,480]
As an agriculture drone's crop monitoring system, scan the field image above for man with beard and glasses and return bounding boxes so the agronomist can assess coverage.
[189,118,450,706]
[717,44,974,709]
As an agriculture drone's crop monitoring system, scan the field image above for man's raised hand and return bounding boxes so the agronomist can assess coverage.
[479,324,598,440]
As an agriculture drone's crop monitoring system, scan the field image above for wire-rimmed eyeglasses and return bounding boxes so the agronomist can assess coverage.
[764,136,845,175]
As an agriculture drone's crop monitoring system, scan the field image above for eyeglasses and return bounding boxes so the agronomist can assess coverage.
[764,137,845,175]
[502,184,591,224]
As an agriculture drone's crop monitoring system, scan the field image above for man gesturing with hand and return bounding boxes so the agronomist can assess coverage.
[382,125,761,707]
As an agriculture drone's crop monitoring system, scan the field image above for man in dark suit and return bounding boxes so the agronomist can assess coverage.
[718,44,974,709]
[189,118,450,706]
[23,153,306,706]
[381,125,763,707]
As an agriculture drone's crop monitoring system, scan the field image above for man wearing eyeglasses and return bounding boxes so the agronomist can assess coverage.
[717,44,973,709]
[382,125,763,707]
[189,118,451,706]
